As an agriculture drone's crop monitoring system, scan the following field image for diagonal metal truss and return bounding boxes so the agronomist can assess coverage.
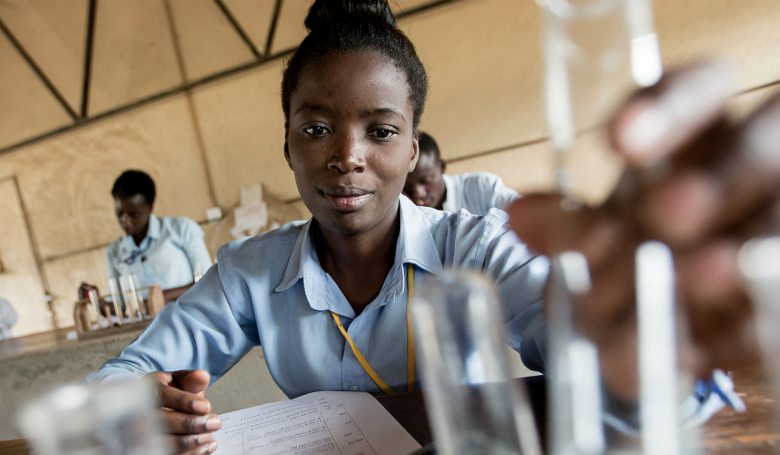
[0,0,463,156]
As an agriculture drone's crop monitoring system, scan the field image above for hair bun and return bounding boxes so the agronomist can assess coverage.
[304,0,396,33]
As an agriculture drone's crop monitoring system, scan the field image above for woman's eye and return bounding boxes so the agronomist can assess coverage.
[369,129,396,140]
[303,125,329,136]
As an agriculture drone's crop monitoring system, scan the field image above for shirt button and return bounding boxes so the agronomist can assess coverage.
[349,385,359,392]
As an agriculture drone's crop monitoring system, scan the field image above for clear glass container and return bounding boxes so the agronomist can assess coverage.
[413,270,541,455]
[540,1,697,453]
[18,379,169,455]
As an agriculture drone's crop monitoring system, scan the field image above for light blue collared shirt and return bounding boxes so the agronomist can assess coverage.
[86,197,549,397]
[442,172,520,215]
[106,214,213,292]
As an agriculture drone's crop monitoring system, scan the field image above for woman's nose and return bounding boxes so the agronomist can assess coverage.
[410,184,426,200]
[328,133,366,174]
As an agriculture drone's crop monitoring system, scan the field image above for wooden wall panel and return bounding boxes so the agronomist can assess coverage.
[41,248,106,330]
[88,0,182,115]
[391,0,435,13]
[0,0,88,111]
[446,142,556,198]
[447,83,780,206]
[191,61,294,208]
[0,94,214,260]
[0,179,51,337]
[405,0,546,161]
[0,35,72,150]
[269,0,311,54]
[222,0,276,55]
[655,0,780,92]
[730,85,780,122]
[167,0,256,81]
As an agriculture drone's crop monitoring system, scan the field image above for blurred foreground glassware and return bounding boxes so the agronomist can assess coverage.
[119,275,141,322]
[18,379,169,455]
[194,261,203,283]
[739,237,780,399]
[107,278,123,326]
[546,252,604,455]
[540,0,698,453]
[87,289,109,329]
[541,0,662,202]
[130,274,147,318]
[413,270,541,455]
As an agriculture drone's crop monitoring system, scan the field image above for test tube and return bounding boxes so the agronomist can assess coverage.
[546,252,605,455]
[636,241,694,454]
[107,278,123,326]
[119,275,140,322]
[130,274,146,318]
[739,237,780,400]
[87,289,104,329]
[413,270,542,455]
[193,261,203,283]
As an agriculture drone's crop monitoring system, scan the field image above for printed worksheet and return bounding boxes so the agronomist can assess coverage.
[213,391,421,455]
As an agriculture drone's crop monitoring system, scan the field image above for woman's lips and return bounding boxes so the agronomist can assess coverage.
[322,190,373,212]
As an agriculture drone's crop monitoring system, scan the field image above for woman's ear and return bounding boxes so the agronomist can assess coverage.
[409,134,420,172]
[284,141,293,170]
[284,122,294,170]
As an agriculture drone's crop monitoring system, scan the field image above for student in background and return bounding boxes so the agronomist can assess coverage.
[0,298,18,340]
[403,132,520,215]
[79,170,212,304]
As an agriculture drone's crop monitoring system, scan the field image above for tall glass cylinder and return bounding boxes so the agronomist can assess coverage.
[739,237,780,414]
[542,0,661,201]
[413,270,541,455]
[107,278,123,326]
[540,0,696,453]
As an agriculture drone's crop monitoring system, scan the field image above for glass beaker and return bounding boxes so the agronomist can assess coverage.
[17,379,169,455]
[413,269,542,455]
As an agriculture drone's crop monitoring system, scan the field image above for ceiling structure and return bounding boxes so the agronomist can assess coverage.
[0,0,456,154]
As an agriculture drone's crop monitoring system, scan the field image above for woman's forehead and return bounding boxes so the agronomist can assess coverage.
[291,52,412,117]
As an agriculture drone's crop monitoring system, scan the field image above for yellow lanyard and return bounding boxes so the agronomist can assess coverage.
[330,264,415,395]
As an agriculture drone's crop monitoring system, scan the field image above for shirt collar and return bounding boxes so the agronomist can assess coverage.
[120,214,160,251]
[146,214,161,240]
[275,196,444,299]
[441,173,455,212]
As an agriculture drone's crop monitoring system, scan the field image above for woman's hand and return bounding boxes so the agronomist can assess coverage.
[508,61,779,398]
[148,369,222,455]
[78,282,98,300]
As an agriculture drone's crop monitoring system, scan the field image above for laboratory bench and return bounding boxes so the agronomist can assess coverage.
[1,366,777,454]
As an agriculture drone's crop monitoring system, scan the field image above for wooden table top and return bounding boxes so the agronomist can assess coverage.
[2,366,776,455]
[700,366,780,454]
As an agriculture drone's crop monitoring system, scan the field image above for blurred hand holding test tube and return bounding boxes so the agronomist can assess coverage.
[539,0,696,453]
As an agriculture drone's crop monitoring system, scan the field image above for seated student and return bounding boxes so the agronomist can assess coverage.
[0,298,18,340]
[403,132,520,214]
[79,170,212,305]
[85,1,776,454]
